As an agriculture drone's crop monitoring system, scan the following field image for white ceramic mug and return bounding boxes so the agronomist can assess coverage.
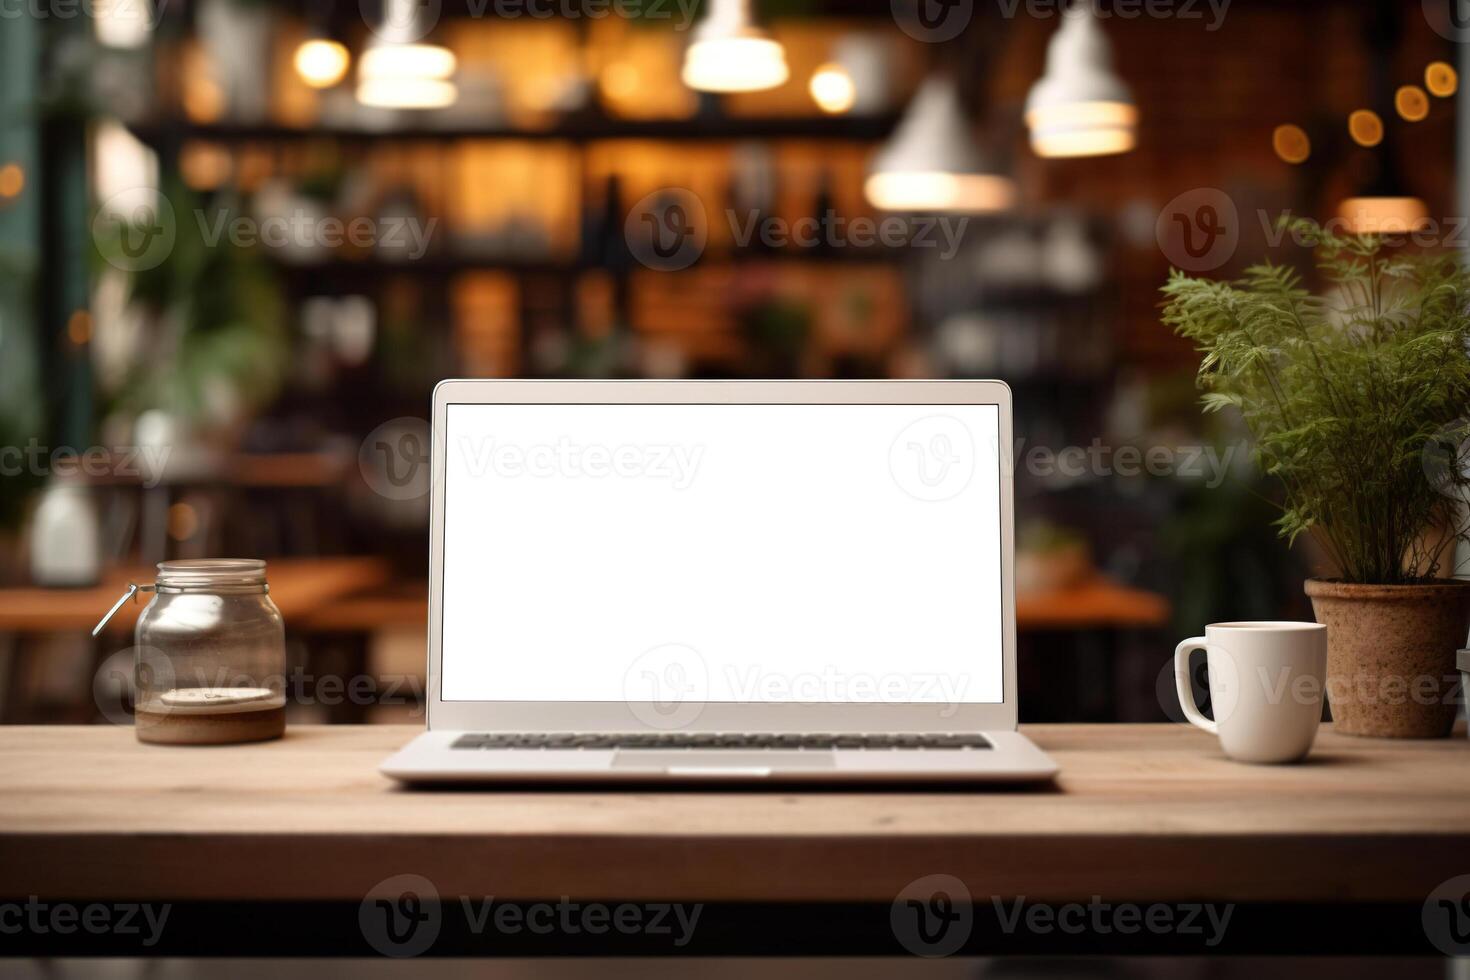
[1174,621,1328,764]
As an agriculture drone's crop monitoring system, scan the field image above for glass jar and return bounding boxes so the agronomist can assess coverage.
[107,560,287,744]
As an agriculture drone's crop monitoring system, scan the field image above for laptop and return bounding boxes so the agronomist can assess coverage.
[381,380,1058,783]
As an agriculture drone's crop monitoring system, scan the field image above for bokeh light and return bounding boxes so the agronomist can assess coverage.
[1348,109,1383,147]
[1271,124,1311,164]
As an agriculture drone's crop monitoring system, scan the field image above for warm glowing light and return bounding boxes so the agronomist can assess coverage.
[0,163,23,198]
[94,0,153,49]
[863,172,1017,213]
[681,38,789,93]
[182,75,226,124]
[179,141,232,190]
[1427,61,1458,97]
[1272,124,1311,164]
[600,62,641,101]
[809,63,856,115]
[1337,196,1430,235]
[1395,85,1430,122]
[294,39,350,89]
[167,502,200,542]
[357,43,458,108]
[1025,101,1138,158]
[360,43,456,82]
[66,310,92,346]
[1348,109,1383,147]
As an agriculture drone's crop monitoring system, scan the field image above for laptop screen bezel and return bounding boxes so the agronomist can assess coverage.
[425,379,1018,734]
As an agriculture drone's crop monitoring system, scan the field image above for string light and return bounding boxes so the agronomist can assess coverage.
[1271,124,1310,164]
[1347,109,1383,148]
[1426,61,1458,97]
[1395,85,1429,122]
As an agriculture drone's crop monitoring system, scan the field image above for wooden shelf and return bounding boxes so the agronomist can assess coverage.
[298,577,1168,634]
[0,558,392,635]
[126,113,900,150]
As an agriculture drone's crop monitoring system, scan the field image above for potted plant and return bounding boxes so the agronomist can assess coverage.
[1161,221,1470,737]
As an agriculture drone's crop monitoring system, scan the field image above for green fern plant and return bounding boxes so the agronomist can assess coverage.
[1160,220,1470,584]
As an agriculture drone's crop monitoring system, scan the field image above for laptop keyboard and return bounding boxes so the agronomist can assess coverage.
[451,732,992,751]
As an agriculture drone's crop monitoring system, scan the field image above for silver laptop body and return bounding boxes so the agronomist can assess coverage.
[381,380,1058,783]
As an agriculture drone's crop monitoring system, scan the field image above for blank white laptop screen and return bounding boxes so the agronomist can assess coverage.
[438,402,1004,704]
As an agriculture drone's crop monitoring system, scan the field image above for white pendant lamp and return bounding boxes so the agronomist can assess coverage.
[864,75,1016,213]
[681,0,789,94]
[357,0,458,109]
[1025,2,1137,158]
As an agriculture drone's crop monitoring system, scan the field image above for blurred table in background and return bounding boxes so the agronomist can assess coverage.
[0,557,391,635]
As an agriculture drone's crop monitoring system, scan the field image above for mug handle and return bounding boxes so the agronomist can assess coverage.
[1174,637,1218,735]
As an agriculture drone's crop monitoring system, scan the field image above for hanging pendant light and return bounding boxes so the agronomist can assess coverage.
[357,0,458,109]
[681,0,789,94]
[1025,2,1137,158]
[864,74,1016,213]
[1337,138,1428,235]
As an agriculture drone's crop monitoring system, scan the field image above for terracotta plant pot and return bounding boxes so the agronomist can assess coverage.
[1304,579,1470,738]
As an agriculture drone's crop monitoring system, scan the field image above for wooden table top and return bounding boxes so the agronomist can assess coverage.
[0,557,391,634]
[1,723,1464,903]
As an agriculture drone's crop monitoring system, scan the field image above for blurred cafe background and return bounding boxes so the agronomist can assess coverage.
[0,0,1462,725]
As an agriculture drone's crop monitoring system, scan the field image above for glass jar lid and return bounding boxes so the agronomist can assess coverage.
[155,559,269,593]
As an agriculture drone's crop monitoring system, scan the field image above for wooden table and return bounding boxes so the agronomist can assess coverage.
[2,723,1465,899]
[1,723,1464,955]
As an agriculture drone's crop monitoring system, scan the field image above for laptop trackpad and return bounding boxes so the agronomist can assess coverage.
[612,751,835,772]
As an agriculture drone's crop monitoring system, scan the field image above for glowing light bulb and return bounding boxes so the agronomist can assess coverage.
[681,37,788,93]
[357,43,458,109]
[809,63,855,115]
[294,39,350,89]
